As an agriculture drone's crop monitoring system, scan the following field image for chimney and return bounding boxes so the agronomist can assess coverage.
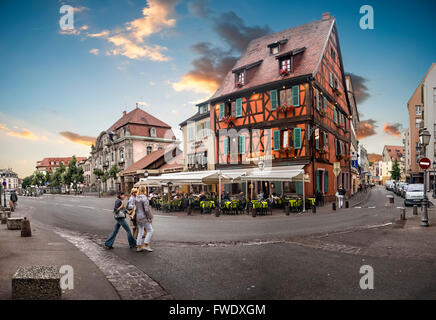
[123,111,127,116]
[322,12,330,20]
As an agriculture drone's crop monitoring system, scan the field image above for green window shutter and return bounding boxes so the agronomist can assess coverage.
[292,86,300,106]
[315,89,319,110]
[334,138,338,155]
[333,108,338,124]
[223,137,229,156]
[239,135,246,154]
[294,128,302,149]
[324,171,329,193]
[296,181,303,195]
[288,130,293,148]
[316,170,320,193]
[205,121,210,136]
[323,96,327,109]
[315,136,319,150]
[236,98,242,117]
[273,130,281,150]
[323,132,327,147]
[270,90,278,110]
[329,73,333,87]
[219,103,225,120]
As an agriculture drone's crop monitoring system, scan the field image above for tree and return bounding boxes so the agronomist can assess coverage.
[62,155,84,194]
[102,171,110,192]
[109,165,121,180]
[31,171,45,186]
[22,176,32,189]
[390,160,401,181]
[52,163,66,192]
[93,168,105,195]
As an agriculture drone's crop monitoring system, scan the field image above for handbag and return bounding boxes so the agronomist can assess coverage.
[114,207,127,219]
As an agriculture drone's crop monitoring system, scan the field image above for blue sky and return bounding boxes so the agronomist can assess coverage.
[0,0,435,177]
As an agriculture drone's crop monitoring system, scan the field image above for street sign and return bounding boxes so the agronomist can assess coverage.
[2,181,6,187]
[419,157,431,170]
[333,162,341,176]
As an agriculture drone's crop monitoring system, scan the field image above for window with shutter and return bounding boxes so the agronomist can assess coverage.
[236,98,242,117]
[270,90,278,110]
[316,170,320,192]
[296,181,303,195]
[315,89,320,110]
[292,86,300,106]
[324,171,329,193]
[231,101,236,116]
[223,137,229,156]
[280,90,286,107]
[333,108,338,124]
[283,130,288,148]
[329,73,333,87]
[205,121,210,136]
[289,130,294,148]
[219,103,225,120]
[323,132,328,147]
[315,136,319,150]
[286,88,292,106]
[323,96,327,109]
[334,138,338,155]
[294,128,302,149]
[273,130,281,150]
[239,135,246,154]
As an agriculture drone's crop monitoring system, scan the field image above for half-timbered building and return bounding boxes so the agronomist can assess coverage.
[199,13,353,200]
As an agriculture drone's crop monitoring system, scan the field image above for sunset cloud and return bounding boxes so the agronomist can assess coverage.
[59,131,96,147]
[59,25,88,36]
[67,0,178,61]
[89,48,99,55]
[0,124,38,140]
[356,119,378,140]
[384,123,403,138]
[172,10,271,94]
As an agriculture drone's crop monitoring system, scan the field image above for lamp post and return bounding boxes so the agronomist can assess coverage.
[2,180,6,207]
[433,161,436,199]
[97,177,101,198]
[419,128,431,227]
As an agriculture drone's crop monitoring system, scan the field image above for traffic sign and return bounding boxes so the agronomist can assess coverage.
[2,181,6,187]
[418,157,431,170]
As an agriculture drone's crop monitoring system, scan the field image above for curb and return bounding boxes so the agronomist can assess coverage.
[351,190,372,208]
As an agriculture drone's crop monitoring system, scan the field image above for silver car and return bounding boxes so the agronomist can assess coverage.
[404,184,424,206]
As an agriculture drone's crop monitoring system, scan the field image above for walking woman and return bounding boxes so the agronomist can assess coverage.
[135,186,154,252]
[104,192,137,249]
[336,185,346,208]
[127,188,138,238]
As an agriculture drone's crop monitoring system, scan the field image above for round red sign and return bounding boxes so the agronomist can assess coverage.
[419,157,431,170]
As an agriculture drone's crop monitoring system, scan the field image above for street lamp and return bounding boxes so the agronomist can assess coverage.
[419,128,431,227]
[97,177,101,198]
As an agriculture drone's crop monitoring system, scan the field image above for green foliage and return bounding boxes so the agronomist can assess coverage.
[51,163,66,188]
[62,156,84,192]
[22,176,32,189]
[102,171,110,183]
[108,165,121,180]
[93,168,104,178]
[390,160,401,181]
[31,170,45,186]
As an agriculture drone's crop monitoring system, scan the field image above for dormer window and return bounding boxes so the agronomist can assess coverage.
[270,45,279,55]
[150,127,156,137]
[279,56,291,76]
[235,71,245,87]
[199,104,209,114]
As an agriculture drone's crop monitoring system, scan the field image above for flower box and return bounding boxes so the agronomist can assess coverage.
[236,81,243,88]
[318,109,327,117]
[279,69,290,76]
[222,115,236,124]
[277,105,292,113]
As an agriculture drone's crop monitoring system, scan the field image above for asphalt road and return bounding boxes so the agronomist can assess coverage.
[17,186,436,299]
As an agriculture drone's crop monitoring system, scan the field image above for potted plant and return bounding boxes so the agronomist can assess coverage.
[236,81,243,88]
[223,115,236,125]
[318,146,328,154]
[337,154,343,160]
[279,69,290,76]
[318,108,327,117]
[277,105,292,113]
[333,87,342,96]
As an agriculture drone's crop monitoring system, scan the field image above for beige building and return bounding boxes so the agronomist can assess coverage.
[90,106,179,193]
[380,145,404,183]
[406,63,436,186]
[79,157,93,188]
[179,103,215,172]
[0,168,19,190]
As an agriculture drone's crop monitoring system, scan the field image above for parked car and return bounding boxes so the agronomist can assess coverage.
[404,184,424,206]
[400,183,409,198]
[395,182,407,196]
[385,180,394,191]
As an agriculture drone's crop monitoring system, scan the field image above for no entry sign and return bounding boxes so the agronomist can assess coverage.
[418,157,431,170]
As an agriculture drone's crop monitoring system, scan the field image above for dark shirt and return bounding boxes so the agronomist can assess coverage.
[338,188,346,196]
[199,195,207,201]
[114,199,123,212]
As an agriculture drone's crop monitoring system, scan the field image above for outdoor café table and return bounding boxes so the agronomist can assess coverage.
[306,198,316,207]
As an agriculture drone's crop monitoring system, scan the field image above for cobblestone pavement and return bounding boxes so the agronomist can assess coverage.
[54,228,173,300]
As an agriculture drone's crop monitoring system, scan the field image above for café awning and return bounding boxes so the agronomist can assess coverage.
[241,165,309,182]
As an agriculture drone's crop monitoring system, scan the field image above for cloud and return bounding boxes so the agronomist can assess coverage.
[76,0,177,61]
[89,48,99,55]
[384,123,403,138]
[59,25,88,35]
[0,124,38,140]
[172,11,271,94]
[346,73,370,104]
[356,119,378,140]
[212,11,271,53]
[59,131,96,146]
[188,0,211,17]
[73,6,89,13]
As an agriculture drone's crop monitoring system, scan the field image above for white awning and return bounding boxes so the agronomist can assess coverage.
[241,165,309,182]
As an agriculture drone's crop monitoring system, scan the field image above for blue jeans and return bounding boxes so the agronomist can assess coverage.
[105,218,136,248]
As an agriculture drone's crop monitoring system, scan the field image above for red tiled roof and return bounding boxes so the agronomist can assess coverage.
[209,16,335,101]
[36,157,87,168]
[160,152,184,171]
[108,107,171,132]
[384,145,403,161]
[122,149,166,174]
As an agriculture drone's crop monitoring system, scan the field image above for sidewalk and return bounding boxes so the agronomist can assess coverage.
[0,207,119,300]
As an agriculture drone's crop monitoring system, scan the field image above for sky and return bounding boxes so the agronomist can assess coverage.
[0,0,435,177]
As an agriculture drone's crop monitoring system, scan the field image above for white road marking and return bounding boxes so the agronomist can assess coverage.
[154,215,177,218]
[79,205,95,209]
[355,207,362,209]
[368,207,376,209]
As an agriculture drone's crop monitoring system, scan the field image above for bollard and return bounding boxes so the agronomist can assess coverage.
[413,205,418,215]
[332,202,336,211]
[285,205,290,216]
[400,207,406,221]
[345,201,349,208]
[312,206,316,214]
[21,217,31,237]
[1,213,6,224]
[215,207,220,217]
[251,206,257,218]
[187,205,192,216]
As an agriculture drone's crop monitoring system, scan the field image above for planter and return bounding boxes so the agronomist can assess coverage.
[279,69,290,77]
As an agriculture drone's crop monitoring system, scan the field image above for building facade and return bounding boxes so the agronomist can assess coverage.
[346,74,360,194]
[90,106,178,193]
[179,103,215,172]
[199,13,353,200]
[380,145,404,184]
[406,63,436,186]
[0,168,19,190]
[36,157,87,174]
